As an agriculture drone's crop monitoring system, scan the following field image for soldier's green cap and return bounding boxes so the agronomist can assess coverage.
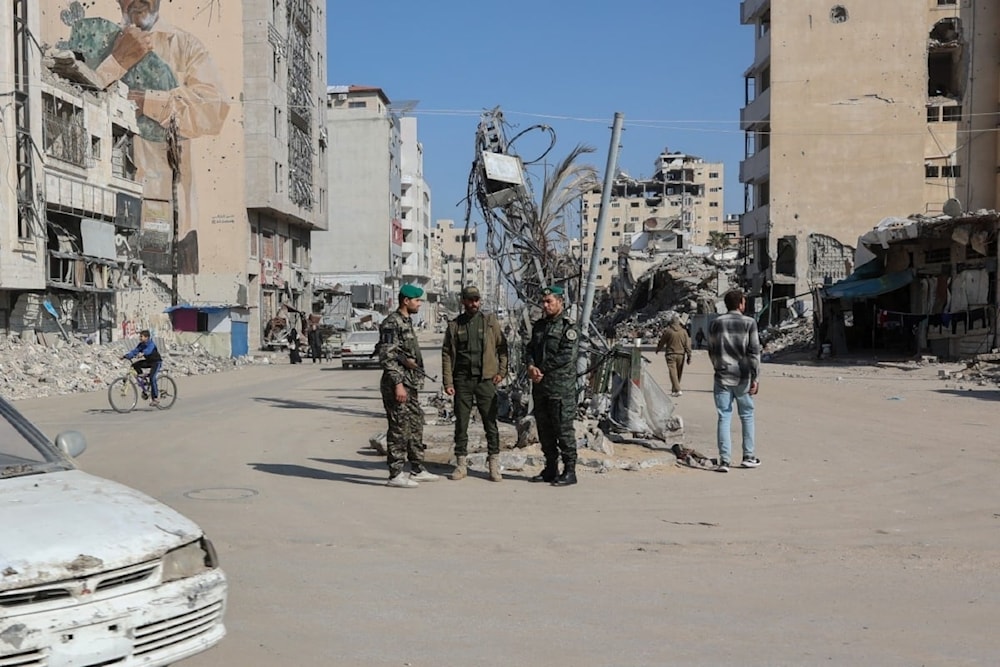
[460,285,481,299]
[399,284,423,299]
[542,285,564,297]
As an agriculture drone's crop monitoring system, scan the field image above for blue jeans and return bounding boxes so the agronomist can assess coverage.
[713,379,755,464]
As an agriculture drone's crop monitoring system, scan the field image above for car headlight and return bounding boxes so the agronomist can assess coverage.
[162,537,219,582]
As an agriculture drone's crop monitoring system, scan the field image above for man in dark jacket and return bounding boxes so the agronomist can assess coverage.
[525,285,580,486]
[123,329,162,405]
[442,285,509,481]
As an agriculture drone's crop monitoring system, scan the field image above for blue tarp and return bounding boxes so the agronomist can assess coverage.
[821,268,915,300]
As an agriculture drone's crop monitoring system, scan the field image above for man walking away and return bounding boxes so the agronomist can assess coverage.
[707,289,762,473]
[525,285,581,486]
[656,312,692,396]
[378,284,440,488]
[441,286,509,481]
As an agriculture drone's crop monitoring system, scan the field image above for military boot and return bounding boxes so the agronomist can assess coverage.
[551,462,577,486]
[488,455,502,482]
[530,460,559,483]
[450,456,467,481]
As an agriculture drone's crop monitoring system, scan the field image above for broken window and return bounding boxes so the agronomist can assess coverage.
[42,93,87,167]
[775,236,797,276]
[942,165,961,178]
[925,247,950,264]
[927,107,940,122]
[925,164,940,178]
[111,125,136,180]
[928,19,963,98]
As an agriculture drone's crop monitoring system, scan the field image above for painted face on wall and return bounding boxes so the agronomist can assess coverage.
[119,0,161,30]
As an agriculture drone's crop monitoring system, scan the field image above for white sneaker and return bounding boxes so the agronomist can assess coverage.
[387,473,419,488]
[410,470,441,482]
[671,391,683,397]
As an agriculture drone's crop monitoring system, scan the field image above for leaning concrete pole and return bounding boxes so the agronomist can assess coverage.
[580,112,625,333]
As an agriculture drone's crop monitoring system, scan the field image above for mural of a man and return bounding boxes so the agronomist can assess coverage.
[64,0,231,274]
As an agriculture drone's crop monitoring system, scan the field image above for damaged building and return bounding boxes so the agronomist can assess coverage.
[738,1,1000,309]
[0,0,145,343]
[580,149,725,291]
[817,213,998,359]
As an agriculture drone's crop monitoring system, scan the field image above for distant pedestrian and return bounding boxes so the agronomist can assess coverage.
[378,284,440,488]
[525,285,580,486]
[307,321,323,363]
[441,285,509,482]
[707,289,762,473]
[656,313,691,396]
[694,328,706,349]
[287,327,302,364]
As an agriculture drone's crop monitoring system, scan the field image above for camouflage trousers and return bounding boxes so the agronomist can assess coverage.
[532,389,577,467]
[380,375,426,478]
[452,375,500,457]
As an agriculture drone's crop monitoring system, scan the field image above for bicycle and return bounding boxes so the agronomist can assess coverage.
[108,366,177,413]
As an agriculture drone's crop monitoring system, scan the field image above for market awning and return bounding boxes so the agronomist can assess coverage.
[821,268,915,300]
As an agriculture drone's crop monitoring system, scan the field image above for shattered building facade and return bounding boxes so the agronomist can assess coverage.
[818,213,998,359]
[581,149,724,289]
[1,2,145,342]
[739,0,1000,308]
[11,0,331,353]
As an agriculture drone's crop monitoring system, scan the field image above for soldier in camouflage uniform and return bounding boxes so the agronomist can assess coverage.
[379,284,440,488]
[525,285,580,486]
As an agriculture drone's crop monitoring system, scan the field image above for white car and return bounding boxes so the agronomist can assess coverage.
[0,398,227,666]
[340,331,381,369]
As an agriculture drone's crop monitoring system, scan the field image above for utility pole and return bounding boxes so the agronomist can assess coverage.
[580,112,624,334]
[166,116,181,307]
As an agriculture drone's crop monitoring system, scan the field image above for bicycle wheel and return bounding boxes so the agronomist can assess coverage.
[155,375,177,409]
[108,376,138,413]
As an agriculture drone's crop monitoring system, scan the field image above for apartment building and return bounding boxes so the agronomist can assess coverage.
[399,116,433,294]
[30,0,328,353]
[739,0,1000,304]
[313,85,402,312]
[580,149,724,289]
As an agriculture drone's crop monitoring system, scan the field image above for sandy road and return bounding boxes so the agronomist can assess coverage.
[14,347,1000,666]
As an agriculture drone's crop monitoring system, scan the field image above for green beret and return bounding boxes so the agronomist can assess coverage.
[542,285,564,297]
[399,284,423,299]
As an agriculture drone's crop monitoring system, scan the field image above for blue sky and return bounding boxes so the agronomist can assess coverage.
[326,1,751,237]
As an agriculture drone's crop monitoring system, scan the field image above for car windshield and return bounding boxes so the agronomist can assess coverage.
[347,332,379,344]
[0,400,73,479]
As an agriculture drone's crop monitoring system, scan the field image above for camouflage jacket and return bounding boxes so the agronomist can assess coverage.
[525,314,579,394]
[378,310,424,389]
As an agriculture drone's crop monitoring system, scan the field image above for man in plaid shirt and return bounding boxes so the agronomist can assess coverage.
[708,289,762,473]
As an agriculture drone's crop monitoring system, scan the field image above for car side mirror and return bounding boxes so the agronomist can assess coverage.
[55,430,88,458]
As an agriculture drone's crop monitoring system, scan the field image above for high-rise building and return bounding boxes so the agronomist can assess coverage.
[581,149,724,289]
[399,116,433,293]
[313,85,402,312]
[739,0,1000,303]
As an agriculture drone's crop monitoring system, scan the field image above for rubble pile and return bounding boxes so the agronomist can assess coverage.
[760,316,815,357]
[594,254,739,343]
[957,353,1000,388]
[0,335,254,402]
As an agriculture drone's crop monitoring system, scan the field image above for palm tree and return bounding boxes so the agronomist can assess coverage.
[708,231,731,251]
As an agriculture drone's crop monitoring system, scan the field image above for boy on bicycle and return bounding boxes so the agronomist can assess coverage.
[123,330,163,406]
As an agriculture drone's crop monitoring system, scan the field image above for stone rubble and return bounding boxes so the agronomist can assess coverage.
[0,334,262,402]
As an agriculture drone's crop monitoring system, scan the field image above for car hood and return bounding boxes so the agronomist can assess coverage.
[0,469,202,590]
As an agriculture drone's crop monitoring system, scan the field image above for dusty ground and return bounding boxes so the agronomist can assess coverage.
[14,345,1000,666]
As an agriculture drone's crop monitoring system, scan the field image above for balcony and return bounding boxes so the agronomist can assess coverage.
[740,0,769,24]
[740,87,770,131]
[752,30,771,70]
[739,145,770,184]
[740,205,769,238]
[401,241,418,256]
